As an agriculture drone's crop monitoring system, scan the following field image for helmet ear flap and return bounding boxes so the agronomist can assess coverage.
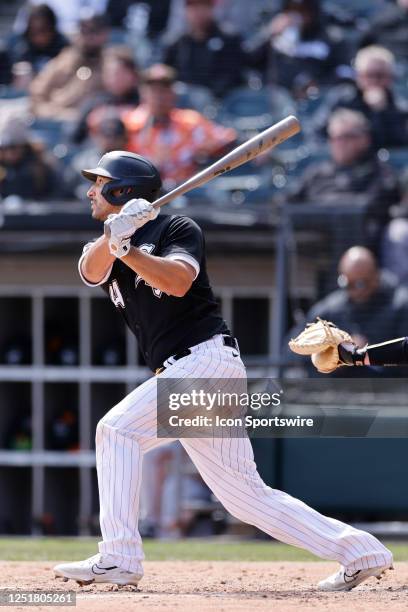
[101,181,137,206]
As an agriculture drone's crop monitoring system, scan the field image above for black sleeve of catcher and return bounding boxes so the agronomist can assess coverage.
[367,337,408,366]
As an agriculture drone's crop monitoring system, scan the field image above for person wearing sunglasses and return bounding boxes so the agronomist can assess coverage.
[162,0,247,98]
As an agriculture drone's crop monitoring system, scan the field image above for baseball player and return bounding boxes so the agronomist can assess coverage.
[54,151,393,592]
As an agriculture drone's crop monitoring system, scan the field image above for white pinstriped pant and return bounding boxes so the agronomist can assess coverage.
[95,334,392,575]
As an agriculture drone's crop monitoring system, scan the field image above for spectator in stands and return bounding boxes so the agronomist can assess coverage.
[287,246,408,376]
[360,0,408,63]
[7,4,68,75]
[29,13,108,121]
[122,64,236,186]
[165,0,276,39]
[313,46,408,149]
[14,0,109,36]
[246,0,342,93]
[15,0,171,38]
[70,46,139,144]
[0,116,58,200]
[285,109,400,249]
[163,0,247,98]
[64,113,128,200]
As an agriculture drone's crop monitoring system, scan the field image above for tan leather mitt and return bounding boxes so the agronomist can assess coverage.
[289,318,353,373]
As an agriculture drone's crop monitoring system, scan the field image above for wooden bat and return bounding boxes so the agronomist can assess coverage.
[152,115,301,209]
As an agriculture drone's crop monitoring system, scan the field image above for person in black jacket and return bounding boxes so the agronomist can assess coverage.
[7,4,68,75]
[312,45,408,149]
[163,0,247,98]
[245,0,343,93]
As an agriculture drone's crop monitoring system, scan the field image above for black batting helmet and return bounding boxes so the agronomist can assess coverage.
[82,150,162,206]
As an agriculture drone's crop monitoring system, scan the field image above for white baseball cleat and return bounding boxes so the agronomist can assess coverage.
[54,554,142,587]
[318,564,393,592]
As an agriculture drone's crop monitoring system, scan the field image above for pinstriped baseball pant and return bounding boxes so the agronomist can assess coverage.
[95,334,393,575]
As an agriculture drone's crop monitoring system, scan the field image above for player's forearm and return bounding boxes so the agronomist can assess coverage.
[339,337,408,367]
[81,236,116,284]
[121,247,193,297]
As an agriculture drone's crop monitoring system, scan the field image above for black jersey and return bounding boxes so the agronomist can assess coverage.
[79,215,229,371]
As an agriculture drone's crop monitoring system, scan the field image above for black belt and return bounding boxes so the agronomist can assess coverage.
[155,335,239,375]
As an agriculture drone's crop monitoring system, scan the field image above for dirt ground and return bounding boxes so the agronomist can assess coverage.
[0,561,407,611]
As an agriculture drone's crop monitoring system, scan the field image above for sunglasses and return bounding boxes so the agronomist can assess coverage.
[329,132,365,141]
[337,274,370,290]
[360,71,390,80]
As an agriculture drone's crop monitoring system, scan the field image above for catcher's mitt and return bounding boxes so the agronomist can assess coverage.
[288,318,353,374]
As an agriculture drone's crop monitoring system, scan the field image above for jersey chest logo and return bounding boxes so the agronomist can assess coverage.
[134,243,162,298]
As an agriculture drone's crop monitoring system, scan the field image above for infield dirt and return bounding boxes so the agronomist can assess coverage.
[1,561,407,611]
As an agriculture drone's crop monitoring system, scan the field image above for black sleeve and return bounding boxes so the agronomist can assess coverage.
[367,337,408,366]
[160,216,204,275]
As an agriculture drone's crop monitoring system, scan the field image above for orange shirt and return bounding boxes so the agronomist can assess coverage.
[122,105,236,184]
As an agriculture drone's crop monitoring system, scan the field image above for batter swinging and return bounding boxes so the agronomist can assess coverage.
[54,151,393,592]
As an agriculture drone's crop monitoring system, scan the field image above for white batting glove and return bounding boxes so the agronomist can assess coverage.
[119,198,159,226]
[104,200,159,259]
[104,213,135,258]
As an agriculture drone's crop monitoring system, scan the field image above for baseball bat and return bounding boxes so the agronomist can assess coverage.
[152,114,301,209]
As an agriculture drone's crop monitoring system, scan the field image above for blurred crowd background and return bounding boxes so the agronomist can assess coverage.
[1,0,408,538]
[1,0,408,283]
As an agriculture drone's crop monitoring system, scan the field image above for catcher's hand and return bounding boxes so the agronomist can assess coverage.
[288,318,355,374]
